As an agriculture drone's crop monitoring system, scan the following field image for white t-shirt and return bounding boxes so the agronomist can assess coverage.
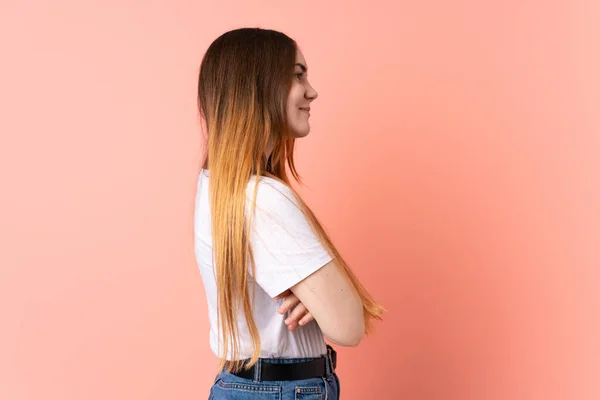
[194,169,332,360]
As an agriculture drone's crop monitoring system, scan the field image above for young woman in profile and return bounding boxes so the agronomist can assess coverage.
[194,27,384,399]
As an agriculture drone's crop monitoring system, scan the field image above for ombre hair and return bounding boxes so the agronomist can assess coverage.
[197,27,384,374]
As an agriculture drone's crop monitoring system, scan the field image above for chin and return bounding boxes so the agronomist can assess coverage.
[290,126,310,139]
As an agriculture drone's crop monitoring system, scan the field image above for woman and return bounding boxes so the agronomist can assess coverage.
[194,27,384,399]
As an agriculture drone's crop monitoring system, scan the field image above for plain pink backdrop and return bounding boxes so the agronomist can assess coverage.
[1,1,599,399]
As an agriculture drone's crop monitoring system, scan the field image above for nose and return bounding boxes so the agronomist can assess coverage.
[305,84,318,102]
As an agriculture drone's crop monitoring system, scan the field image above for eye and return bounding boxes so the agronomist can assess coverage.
[295,72,304,81]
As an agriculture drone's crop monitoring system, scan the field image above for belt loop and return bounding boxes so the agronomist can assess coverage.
[326,345,336,376]
[253,358,262,382]
[325,347,332,376]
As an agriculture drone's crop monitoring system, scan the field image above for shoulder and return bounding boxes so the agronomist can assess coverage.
[246,175,300,210]
[245,176,308,228]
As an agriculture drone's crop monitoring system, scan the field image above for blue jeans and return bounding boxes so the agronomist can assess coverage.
[208,355,340,399]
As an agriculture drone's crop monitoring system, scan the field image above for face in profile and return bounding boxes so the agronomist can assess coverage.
[287,49,319,138]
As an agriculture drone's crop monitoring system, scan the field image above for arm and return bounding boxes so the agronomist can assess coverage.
[248,178,364,345]
[289,260,365,347]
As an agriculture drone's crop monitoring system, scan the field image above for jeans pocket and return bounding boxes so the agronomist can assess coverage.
[294,385,324,400]
[212,377,280,399]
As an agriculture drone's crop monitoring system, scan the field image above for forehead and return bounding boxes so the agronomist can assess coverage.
[295,49,307,67]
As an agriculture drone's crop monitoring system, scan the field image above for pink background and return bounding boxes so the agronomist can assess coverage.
[2,1,599,399]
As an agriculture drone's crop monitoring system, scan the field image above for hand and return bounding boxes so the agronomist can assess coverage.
[274,290,314,331]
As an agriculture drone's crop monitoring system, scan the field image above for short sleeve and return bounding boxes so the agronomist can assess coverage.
[246,177,333,298]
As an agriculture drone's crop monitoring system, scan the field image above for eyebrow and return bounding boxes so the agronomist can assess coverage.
[295,63,308,72]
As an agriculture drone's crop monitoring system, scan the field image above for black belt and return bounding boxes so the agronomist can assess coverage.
[228,345,337,381]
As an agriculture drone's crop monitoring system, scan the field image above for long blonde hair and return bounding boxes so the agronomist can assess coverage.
[197,28,384,373]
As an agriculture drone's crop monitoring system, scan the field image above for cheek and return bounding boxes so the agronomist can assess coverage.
[288,84,304,107]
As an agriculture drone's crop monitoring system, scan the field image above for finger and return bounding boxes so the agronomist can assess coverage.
[288,321,299,331]
[278,294,300,314]
[274,289,292,300]
[297,312,313,326]
[274,289,291,300]
[285,303,307,325]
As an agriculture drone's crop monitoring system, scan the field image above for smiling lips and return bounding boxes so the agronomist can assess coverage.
[299,107,311,114]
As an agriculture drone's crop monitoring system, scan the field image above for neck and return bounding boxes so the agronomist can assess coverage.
[265,138,274,160]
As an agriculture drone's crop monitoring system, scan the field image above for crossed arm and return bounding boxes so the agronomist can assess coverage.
[272,260,365,347]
